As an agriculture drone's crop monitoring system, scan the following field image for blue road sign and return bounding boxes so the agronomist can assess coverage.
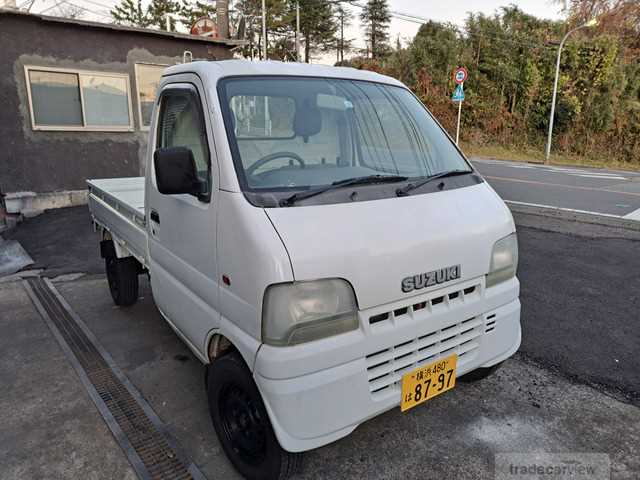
[452,83,465,102]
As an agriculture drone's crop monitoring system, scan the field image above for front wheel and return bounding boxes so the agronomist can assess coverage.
[207,352,302,480]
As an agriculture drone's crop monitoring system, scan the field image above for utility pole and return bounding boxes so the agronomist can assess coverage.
[370,20,375,59]
[339,8,344,63]
[545,19,598,163]
[295,1,301,62]
[261,0,267,60]
[217,0,229,39]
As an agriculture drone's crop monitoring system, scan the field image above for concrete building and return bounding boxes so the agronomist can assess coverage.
[0,9,241,218]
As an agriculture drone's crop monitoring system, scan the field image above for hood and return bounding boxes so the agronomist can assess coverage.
[265,183,515,309]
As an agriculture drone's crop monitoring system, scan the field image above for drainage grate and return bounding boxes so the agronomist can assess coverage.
[24,277,205,480]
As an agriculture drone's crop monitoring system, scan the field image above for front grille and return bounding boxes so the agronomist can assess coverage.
[365,315,485,395]
[368,283,480,326]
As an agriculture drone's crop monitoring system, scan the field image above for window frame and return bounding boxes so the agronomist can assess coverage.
[155,84,212,202]
[134,62,168,132]
[24,65,135,132]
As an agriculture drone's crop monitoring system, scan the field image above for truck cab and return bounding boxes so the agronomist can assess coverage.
[89,60,520,480]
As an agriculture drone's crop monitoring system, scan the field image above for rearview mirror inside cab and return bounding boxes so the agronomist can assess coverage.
[153,147,208,200]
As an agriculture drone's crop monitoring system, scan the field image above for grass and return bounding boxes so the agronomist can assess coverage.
[461,143,640,172]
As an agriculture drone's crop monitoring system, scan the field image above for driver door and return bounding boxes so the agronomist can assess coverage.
[146,76,220,358]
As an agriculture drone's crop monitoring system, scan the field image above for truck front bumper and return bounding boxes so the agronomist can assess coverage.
[254,276,521,452]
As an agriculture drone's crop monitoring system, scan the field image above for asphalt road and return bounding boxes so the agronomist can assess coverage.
[5,275,638,480]
[514,212,640,405]
[5,206,640,404]
[472,158,640,220]
[2,205,640,478]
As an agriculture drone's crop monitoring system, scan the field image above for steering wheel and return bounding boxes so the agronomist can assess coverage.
[246,151,306,177]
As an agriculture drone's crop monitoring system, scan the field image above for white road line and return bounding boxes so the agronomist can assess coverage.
[478,162,629,180]
[474,159,637,181]
[623,208,640,221]
[505,200,625,219]
[575,174,628,180]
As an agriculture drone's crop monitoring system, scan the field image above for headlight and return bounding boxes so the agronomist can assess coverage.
[486,233,518,288]
[262,279,359,346]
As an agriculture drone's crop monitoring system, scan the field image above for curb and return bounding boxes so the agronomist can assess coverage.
[506,201,640,232]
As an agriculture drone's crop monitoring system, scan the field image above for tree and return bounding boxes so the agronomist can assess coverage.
[235,0,290,59]
[147,0,181,31]
[111,0,151,28]
[360,0,391,59]
[350,1,640,162]
[335,5,354,64]
[291,0,337,62]
[179,0,217,30]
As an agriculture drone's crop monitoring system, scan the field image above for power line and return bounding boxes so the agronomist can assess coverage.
[80,0,117,12]
[331,1,558,51]
[38,0,112,19]
[38,0,66,14]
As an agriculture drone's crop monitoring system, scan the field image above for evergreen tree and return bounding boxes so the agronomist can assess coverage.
[360,0,391,59]
[179,0,217,30]
[111,0,151,28]
[235,0,290,59]
[147,0,181,31]
[290,0,337,62]
[334,5,354,64]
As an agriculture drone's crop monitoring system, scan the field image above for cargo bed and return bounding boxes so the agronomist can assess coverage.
[87,177,148,267]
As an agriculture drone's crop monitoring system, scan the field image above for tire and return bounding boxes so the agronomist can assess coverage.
[105,255,139,306]
[460,362,503,382]
[207,352,302,480]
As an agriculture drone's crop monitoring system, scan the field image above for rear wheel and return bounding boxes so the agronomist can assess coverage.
[105,255,139,306]
[207,352,302,480]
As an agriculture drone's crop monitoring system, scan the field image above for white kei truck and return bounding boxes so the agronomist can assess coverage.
[88,60,521,480]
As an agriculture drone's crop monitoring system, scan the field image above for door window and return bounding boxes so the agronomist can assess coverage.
[157,88,211,192]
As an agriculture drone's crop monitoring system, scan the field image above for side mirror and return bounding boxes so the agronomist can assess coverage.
[153,147,207,199]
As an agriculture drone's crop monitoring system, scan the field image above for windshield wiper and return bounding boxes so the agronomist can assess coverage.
[280,175,409,207]
[395,169,473,197]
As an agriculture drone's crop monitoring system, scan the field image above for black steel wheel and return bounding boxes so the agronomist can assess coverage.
[207,351,302,480]
[105,255,139,306]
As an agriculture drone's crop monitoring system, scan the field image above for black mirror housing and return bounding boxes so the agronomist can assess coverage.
[154,147,207,200]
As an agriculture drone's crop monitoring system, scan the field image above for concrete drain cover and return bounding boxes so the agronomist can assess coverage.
[24,277,205,480]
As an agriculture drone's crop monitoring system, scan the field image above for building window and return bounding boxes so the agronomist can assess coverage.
[25,66,134,132]
[134,63,167,130]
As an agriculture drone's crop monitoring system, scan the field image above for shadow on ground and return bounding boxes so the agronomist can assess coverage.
[4,206,102,277]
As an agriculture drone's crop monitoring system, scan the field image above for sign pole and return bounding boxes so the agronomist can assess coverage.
[452,67,467,146]
[455,82,463,145]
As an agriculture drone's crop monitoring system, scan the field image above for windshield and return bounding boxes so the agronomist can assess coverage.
[218,76,472,204]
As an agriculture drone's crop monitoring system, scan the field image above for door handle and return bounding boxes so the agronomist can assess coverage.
[150,210,160,224]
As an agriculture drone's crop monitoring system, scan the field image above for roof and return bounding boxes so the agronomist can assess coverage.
[164,59,405,87]
[0,7,245,47]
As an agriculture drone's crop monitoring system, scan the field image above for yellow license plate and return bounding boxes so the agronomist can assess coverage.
[400,354,457,412]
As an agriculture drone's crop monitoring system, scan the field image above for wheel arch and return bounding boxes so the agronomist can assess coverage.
[204,324,261,373]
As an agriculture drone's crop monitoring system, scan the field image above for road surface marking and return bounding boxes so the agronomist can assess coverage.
[575,174,628,180]
[474,159,633,180]
[505,200,624,218]
[484,175,640,198]
[623,208,640,221]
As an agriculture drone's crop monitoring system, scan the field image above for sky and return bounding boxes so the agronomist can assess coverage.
[336,0,567,62]
[25,0,568,63]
